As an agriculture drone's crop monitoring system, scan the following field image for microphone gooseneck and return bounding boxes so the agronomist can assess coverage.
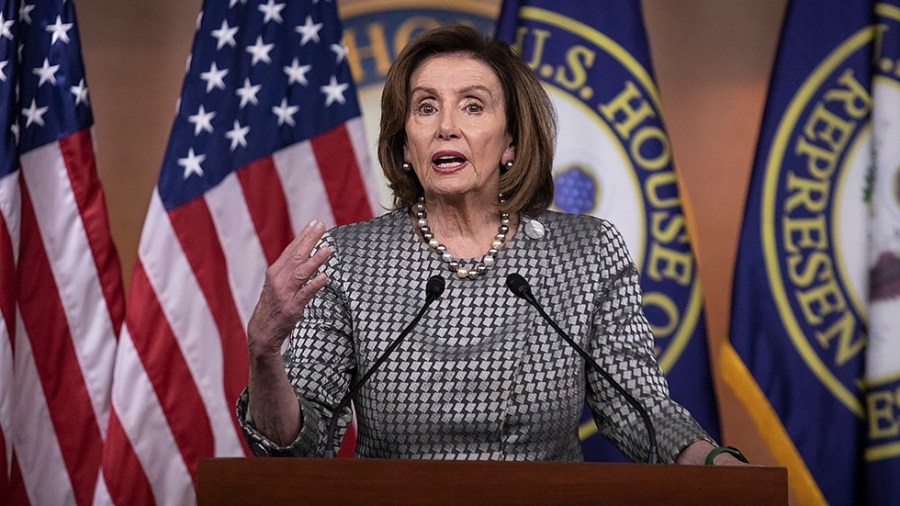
[505,273,659,464]
[323,275,445,458]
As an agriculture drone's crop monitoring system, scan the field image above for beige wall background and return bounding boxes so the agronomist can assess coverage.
[77,0,788,473]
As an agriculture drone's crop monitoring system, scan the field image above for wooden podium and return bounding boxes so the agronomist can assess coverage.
[196,457,787,505]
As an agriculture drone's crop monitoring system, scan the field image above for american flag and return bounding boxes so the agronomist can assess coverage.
[1,0,125,505]
[96,0,378,503]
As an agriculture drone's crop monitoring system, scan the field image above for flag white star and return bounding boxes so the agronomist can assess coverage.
[188,105,216,135]
[178,148,206,179]
[235,78,261,108]
[211,20,238,50]
[0,60,7,82]
[225,120,250,151]
[284,58,312,86]
[200,62,228,92]
[46,15,73,45]
[272,98,299,127]
[320,75,349,107]
[22,99,49,128]
[330,43,349,63]
[295,16,323,46]
[19,3,36,24]
[228,0,247,7]
[258,0,286,24]
[246,36,274,66]
[33,58,61,87]
[70,79,89,106]
[196,11,203,30]
[0,12,14,40]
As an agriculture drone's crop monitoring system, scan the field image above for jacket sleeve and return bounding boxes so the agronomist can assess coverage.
[585,220,710,463]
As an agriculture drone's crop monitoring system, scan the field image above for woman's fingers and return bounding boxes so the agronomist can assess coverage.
[289,271,329,313]
[285,246,332,314]
[247,219,333,355]
[270,219,326,277]
[289,244,331,285]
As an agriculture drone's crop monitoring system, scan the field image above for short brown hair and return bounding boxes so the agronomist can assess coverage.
[378,25,556,216]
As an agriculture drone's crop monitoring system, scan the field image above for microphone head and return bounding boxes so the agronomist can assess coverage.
[505,273,530,299]
[425,275,445,300]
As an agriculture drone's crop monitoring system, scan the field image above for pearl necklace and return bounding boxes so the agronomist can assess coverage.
[416,196,510,279]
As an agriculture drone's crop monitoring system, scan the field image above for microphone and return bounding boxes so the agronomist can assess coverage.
[505,273,659,464]
[323,275,446,458]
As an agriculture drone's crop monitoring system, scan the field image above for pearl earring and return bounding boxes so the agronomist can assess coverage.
[402,162,412,172]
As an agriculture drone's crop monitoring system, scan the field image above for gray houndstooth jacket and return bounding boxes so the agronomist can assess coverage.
[236,209,710,462]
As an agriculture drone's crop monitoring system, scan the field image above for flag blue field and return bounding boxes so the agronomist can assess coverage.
[495,0,720,461]
[728,0,900,504]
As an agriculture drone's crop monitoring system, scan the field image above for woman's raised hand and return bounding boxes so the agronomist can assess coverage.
[247,219,332,358]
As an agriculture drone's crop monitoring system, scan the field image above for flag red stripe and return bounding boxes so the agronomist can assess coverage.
[0,213,10,502]
[102,409,155,506]
[167,201,250,455]
[311,124,374,225]
[16,182,101,506]
[0,431,6,502]
[127,262,216,477]
[337,423,356,458]
[0,211,14,347]
[58,130,125,335]
[1,204,15,496]
[236,157,293,265]
[7,451,29,506]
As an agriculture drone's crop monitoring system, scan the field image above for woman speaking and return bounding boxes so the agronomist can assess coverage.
[237,25,745,466]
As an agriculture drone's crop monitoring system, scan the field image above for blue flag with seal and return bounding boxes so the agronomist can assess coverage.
[495,0,720,461]
[867,4,900,504]
[728,0,900,504]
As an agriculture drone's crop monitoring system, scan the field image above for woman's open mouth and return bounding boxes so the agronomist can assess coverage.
[431,152,467,173]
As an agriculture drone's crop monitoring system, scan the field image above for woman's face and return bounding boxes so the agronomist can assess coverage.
[403,54,515,203]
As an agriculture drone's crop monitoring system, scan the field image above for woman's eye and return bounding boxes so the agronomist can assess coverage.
[466,103,483,113]
[418,103,436,114]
